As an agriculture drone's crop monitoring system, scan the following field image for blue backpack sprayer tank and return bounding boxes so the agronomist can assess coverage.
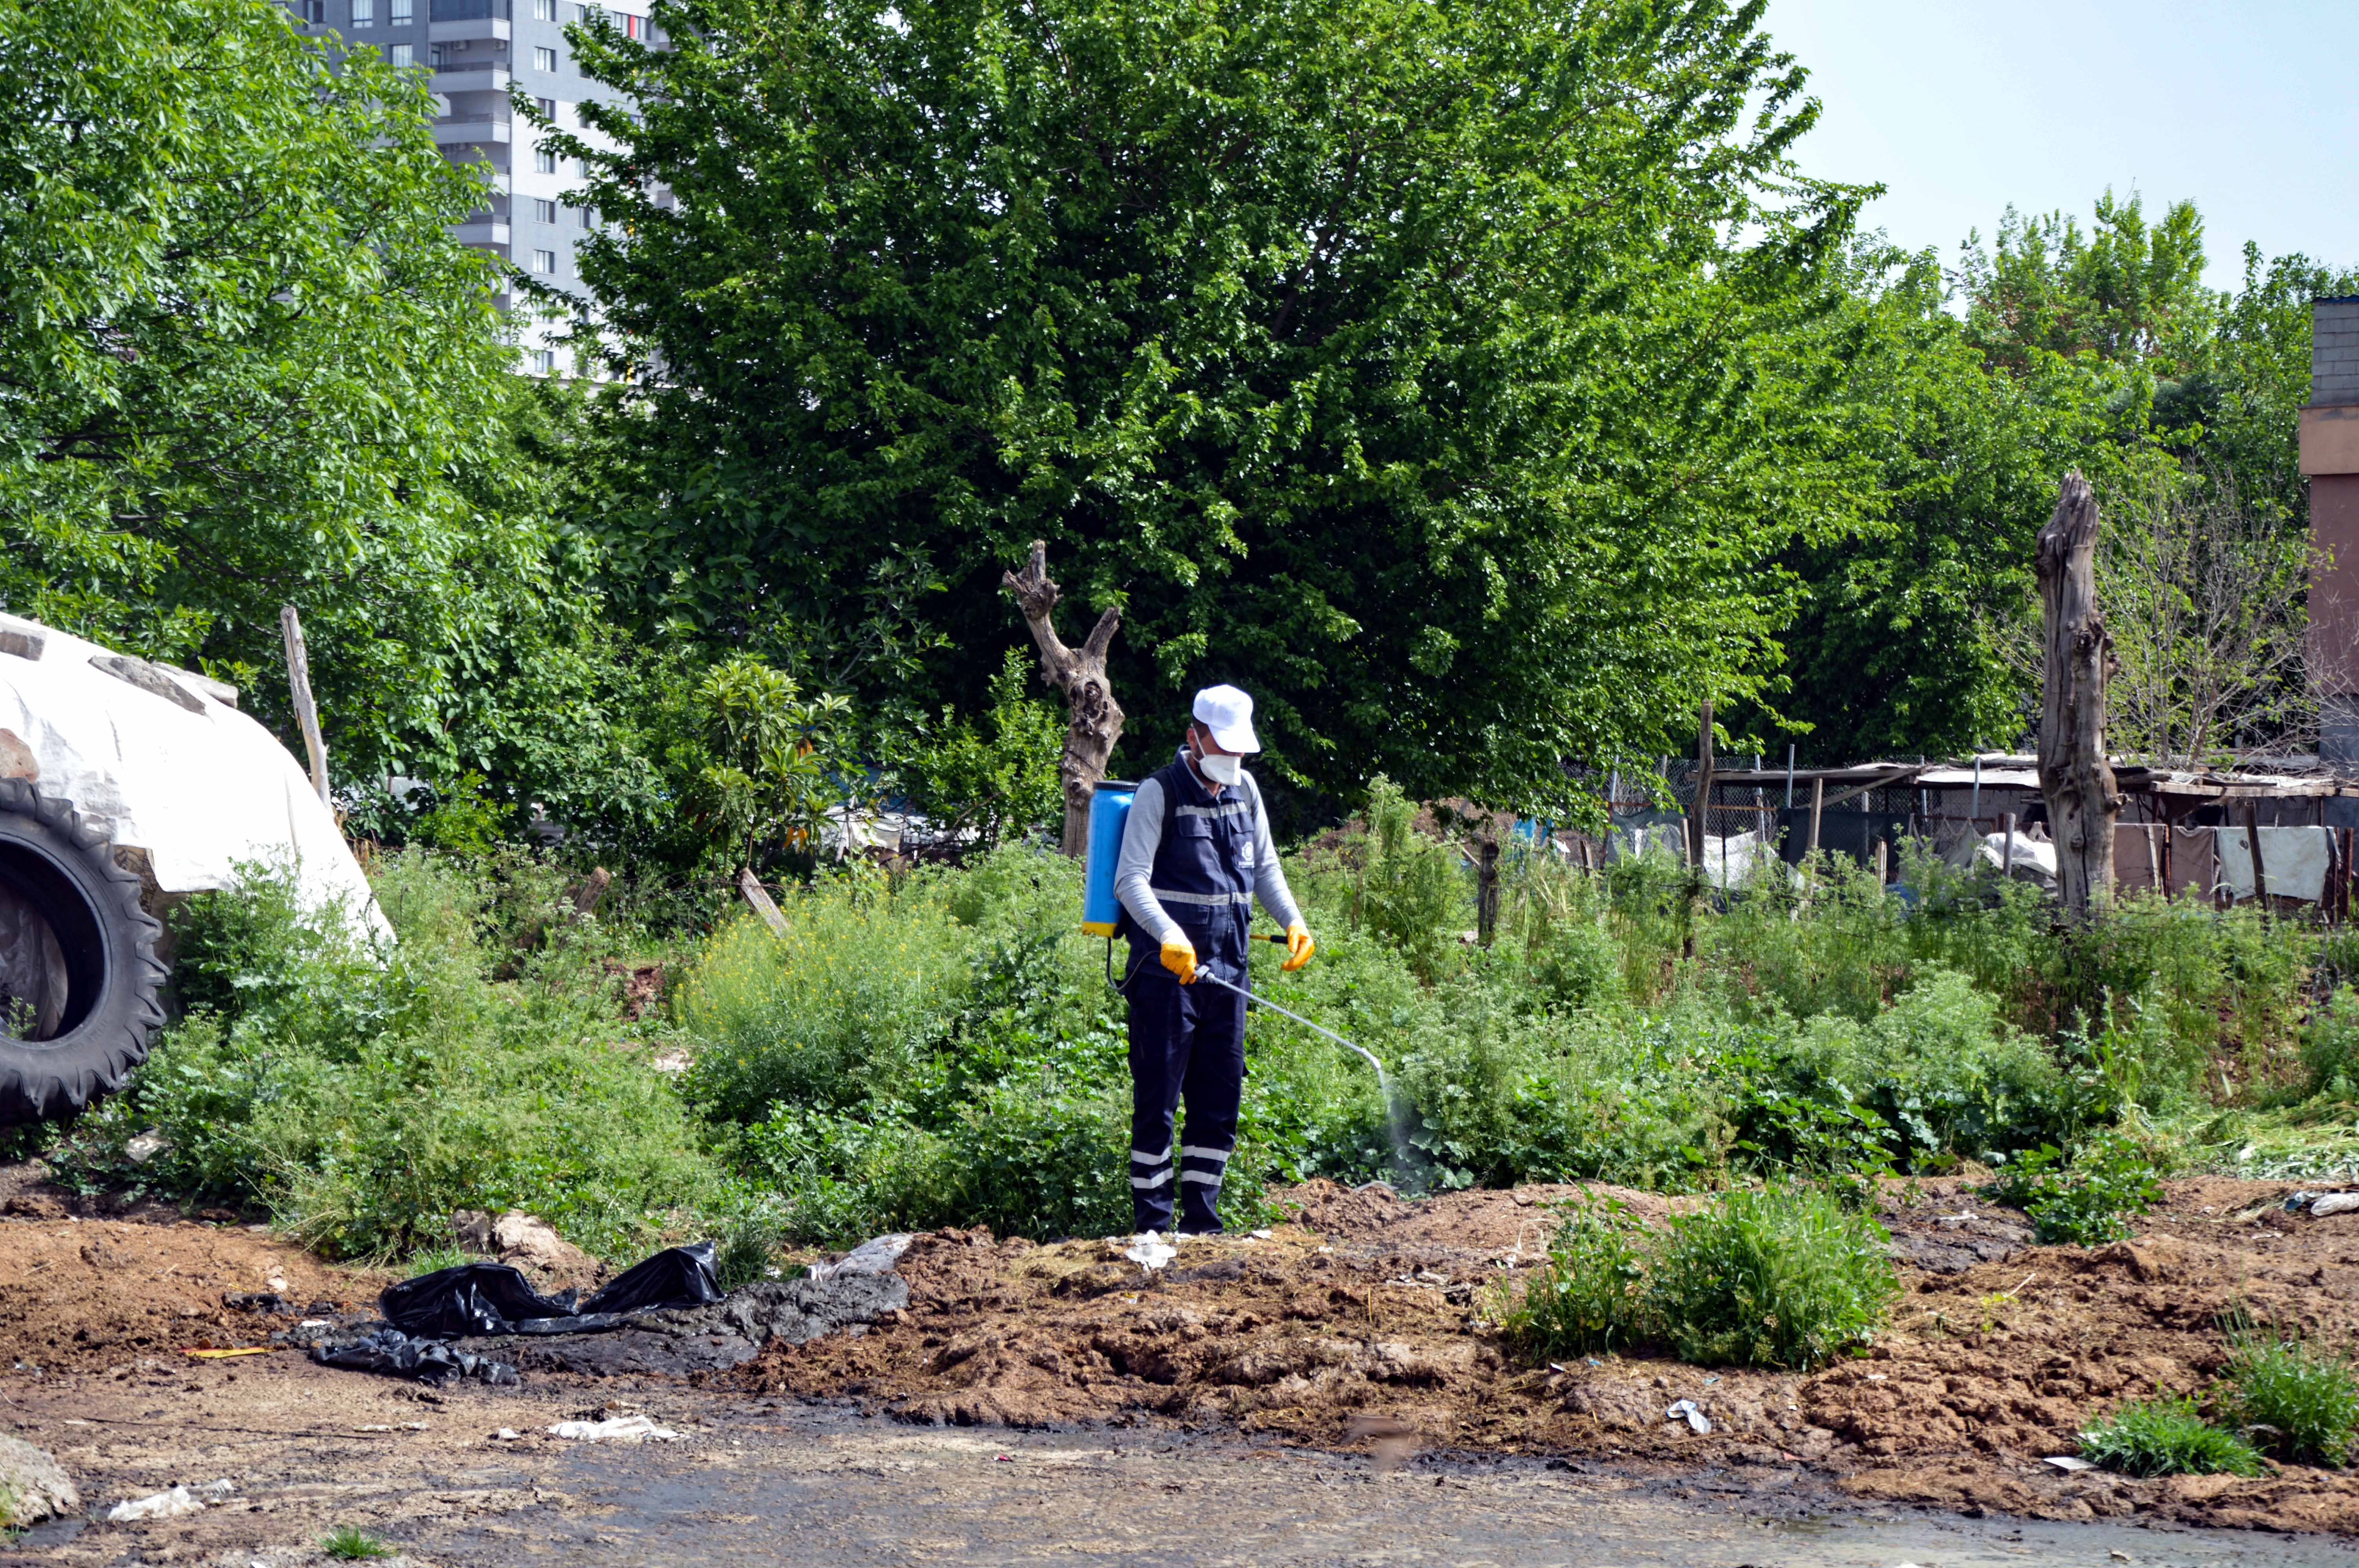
[1080,778,1395,1099]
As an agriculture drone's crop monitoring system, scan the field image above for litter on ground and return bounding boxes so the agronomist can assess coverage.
[547,1414,683,1443]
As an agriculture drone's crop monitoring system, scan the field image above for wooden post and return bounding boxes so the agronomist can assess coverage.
[1806,776,1824,858]
[737,866,790,936]
[1690,701,1715,870]
[1873,838,1889,886]
[2330,825,2349,924]
[2034,472,2119,916]
[2002,811,2017,879]
[570,866,612,917]
[1476,836,1501,946]
[278,606,331,808]
[1002,541,1125,857]
[2242,800,2268,915]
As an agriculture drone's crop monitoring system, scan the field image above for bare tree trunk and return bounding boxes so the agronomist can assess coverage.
[1002,541,1125,857]
[2036,472,2120,916]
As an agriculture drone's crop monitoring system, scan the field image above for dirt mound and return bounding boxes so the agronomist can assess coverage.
[0,1212,376,1375]
[729,1176,2359,1535]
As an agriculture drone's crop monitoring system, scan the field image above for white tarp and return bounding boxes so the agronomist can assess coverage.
[2215,826,2333,904]
[0,613,386,940]
[1948,827,2059,891]
[1698,829,1780,889]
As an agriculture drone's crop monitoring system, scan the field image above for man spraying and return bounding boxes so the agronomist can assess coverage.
[1113,684,1314,1236]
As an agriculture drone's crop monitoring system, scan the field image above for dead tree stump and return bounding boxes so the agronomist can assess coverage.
[2036,472,2119,916]
[1002,541,1125,857]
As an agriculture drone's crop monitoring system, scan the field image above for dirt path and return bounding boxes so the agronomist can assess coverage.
[9,1372,2356,1566]
[9,1173,2359,1557]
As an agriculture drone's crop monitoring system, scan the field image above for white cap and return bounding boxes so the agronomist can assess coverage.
[1191,684,1260,754]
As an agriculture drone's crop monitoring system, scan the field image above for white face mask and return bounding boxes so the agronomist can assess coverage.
[1197,748,1242,786]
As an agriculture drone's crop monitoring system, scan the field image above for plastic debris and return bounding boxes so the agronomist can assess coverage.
[380,1262,578,1338]
[579,1241,724,1314]
[2311,1193,2359,1219]
[108,1485,204,1521]
[1249,1228,1273,1240]
[491,1428,522,1441]
[198,1479,236,1497]
[183,1346,273,1359]
[806,1234,912,1284]
[1124,1232,1178,1272]
[2043,1455,2095,1472]
[547,1414,681,1442]
[312,1327,519,1386]
[1665,1399,1712,1435]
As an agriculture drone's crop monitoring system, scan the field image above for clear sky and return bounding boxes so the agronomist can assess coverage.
[1764,0,2359,292]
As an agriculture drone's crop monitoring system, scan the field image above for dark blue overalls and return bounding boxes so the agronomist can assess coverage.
[1121,753,1255,1234]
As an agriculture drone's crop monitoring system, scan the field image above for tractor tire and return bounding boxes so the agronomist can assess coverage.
[0,778,167,1124]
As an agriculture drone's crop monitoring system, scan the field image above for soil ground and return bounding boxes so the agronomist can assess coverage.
[9,1169,2359,1560]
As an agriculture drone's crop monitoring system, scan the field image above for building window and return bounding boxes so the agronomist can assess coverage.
[623,11,640,36]
[533,45,556,71]
[389,0,410,20]
[530,249,557,274]
[533,145,557,174]
[533,198,557,223]
[388,41,413,65]
[531,0,552,15]
[535,95,557,121]
[578,205,596,229]
[532,348,556,375]
[350,0,373,22]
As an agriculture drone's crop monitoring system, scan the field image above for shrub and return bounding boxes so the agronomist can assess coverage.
[2078,1396,2267,1478]
[2221,1327,2359,1467]
[678,872,977,1121]
[1648,1183,1900,1370]
[54,852,727,1261]
[2302,989,2359,1103]
[1982,1131,2164,1246]
[1490,1194,1651,1357]
[1349,775,1466,983]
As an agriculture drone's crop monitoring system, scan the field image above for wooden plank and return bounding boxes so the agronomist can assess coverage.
[278,606,331,809]
[738,867,790,936]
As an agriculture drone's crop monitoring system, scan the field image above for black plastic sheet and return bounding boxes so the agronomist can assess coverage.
[581,1241,723,1316]
[311,1327,518,1385]
[379,1263,578,1338]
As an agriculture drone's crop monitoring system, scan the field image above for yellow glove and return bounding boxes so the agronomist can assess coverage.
[1160,936,1198,985]
[1283,920,1315,972]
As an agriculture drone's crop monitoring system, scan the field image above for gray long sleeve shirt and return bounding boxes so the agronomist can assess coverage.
[1114,761,1302,946]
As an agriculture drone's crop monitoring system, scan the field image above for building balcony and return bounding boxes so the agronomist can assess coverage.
[454,220,512,247]
[432,63,511,93]
[430,15,509,41]
[434,116,513,146]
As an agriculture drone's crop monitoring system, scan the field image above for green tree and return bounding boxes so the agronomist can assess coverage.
[0,0,558,787]
[1754,243,2115,761]
[551,0,1877,816]
[897,649,1064,851]
[676,653,859,871]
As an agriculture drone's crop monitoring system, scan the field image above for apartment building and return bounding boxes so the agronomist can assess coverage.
[288,0,649,372]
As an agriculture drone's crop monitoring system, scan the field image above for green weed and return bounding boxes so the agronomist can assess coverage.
[322,1524,395,1560]
[2078,1395,2267,1477]
[2220,1324,2359,1467]
[53,851,726,1262]
[1982,1131,2164,1246]
[1489,1194,1651,1357]
[1649,1183,1901,1370]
